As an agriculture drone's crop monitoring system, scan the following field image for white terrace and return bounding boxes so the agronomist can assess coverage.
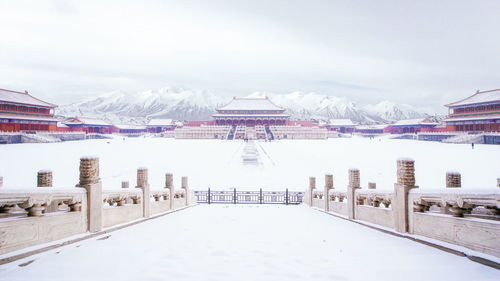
[0,157,499,280]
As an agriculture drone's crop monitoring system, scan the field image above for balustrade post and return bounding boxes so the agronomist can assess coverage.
[260,188,263,204]
[121,181,129,188]
[497,177,499,188]
[368,182,376,189]
[446,172,461,188]
[137,167,150,218]
[393,158,418,233]
[77,156,102,232]
[307,177,315,206]
[0,175,2,188]
[165,173,174,210]
[324,174,333,211]
[208,188,211,204]
[347,169,360,219]
[181,176,189,205]
[37,170,52,187]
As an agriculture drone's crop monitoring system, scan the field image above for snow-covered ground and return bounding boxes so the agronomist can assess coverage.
[0,205,497,281]
[0,136,499,191]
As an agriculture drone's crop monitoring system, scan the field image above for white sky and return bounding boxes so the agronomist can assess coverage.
[1,0,499,113]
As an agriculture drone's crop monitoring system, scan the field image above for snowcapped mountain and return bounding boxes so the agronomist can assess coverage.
[57,87,428,124]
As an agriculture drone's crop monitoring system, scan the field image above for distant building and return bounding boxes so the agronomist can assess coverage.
[64,117,112,134]
[0,88,58,132]
[386,118,437,134]
[325,119,356,133]
[111,124,147,134]
[147,118,177,133]
[444,89,500,132]
[355,124,387,134]
[212,97,290,126]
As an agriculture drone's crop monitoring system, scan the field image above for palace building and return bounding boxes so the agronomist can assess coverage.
[444,89,500,132]
[0,88,58,132]
[212,97,290,126]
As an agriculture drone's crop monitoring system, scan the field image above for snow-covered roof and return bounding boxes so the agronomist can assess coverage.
[147,118,175,126]
[0,113,58,122]
[114,124,147,130]
[67,117,111,126]
[0,88,57,108]
[356,124,388,130]
[57,122,69,128]
[392,118,437,126]
[212,113,290,118]
[217,97,284,111]
[445,89,500,107]
[327,119,356,126]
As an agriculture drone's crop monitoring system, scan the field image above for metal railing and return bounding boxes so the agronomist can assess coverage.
[194,188,304,205]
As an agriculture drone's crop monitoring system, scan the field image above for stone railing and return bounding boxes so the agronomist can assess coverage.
[0,157,196,255]
[304,161,500,258]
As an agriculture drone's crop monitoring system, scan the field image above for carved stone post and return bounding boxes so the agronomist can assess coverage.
[165,173,174,210]
[347,169,360,219]
[121,181,129,188]
[0,175,3,188]
[446,172,461,188]
[37,170,53,187]
[324,174,333,211]
[137,167,150,218]
[307,177,315,206]
[181,176,189,205]
[77,156,102,232]
[394,158,418,233]
[497,177,499,188]
[368,182,376,189]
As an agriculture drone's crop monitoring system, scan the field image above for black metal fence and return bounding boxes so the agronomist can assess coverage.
[194,189,304,205]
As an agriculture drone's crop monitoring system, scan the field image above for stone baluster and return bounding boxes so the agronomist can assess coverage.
[368,182,376,189]
[121,181,129,188]
[165,173,174,210]
[324,174,333,211]
[347,168,360,219]
[446,172,461,188]
[37,170,53,187]
[394,158,418,233]
[137,167,150,218]
[77,156,102,232]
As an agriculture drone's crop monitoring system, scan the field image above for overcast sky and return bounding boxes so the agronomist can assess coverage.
[1,0,499,113]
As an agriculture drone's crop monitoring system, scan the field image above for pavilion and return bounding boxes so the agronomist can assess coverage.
[212,97,290,126]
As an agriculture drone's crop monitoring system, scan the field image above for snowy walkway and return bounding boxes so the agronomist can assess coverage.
[1,205,498,281]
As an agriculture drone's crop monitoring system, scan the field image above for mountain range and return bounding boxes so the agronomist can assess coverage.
[56,87,428,124]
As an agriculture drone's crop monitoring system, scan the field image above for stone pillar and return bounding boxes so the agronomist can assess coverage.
[394,158,417,233]
[347,169,360,219]
[0,175,4,188]
[497,177,499,188]
[324,174,333,211]
[137,167,150,218]
[165,173,174,210]
[307,177,316,206]
[121,181,129,188]
[446,172,461,188]
[368,182,376,189]
[181,176,188,205]
[77,156,102,232]
[37,170,53,187]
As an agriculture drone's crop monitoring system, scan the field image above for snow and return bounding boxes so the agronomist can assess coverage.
[392,118,436,126]
[217,97,284,111]
[327,119,356,126]
[0,137,499,191]
[0,205,497,281]
[0,88,56,108]
[147,119,174,126]
[446,89,500,107]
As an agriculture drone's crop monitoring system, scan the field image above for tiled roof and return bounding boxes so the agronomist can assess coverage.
[217,97,284,111]
[392,118,437,126]
[444,114,500,122]
[0,88,57,108]
[114,124,147,130]
[147,119,175,126]
[445,89,500,107]
[327,119,356,126]
[66,117,111,126]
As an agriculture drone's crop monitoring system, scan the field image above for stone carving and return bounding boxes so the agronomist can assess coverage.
[309,177,316,189]
[37,170,53,187]
[368,182,376,189]
[412,191,499,218]
[121,181,129,188]
[137,167,148,188]
[78,157,99,186]
[325,174,333,189]
[0,189,85,217]
[446,172,461,188]
[356,191,393,208]
[397,158,415,187]
[151,190,169,201]
[348,169,360,188]
[329,190,346,202]
[102,190,142,207]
